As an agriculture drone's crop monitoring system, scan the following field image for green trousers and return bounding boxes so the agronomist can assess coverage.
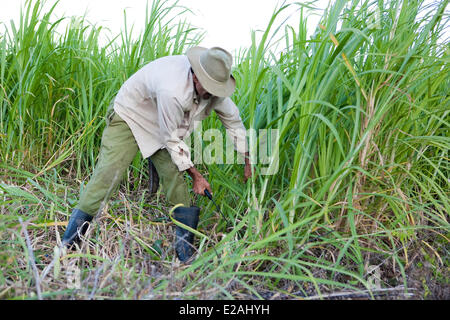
[77,110,191,216]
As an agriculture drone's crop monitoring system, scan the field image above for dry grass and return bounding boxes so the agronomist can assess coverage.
[1,173,448,300]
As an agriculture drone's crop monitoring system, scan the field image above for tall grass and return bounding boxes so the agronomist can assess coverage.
[0,0,202,176]
[0,0,448,299]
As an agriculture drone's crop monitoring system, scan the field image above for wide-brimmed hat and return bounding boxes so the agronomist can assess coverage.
[186,46,235,97]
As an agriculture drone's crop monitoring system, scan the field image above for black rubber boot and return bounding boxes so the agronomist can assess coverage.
[173,206,200,263]
[62,209,94,247]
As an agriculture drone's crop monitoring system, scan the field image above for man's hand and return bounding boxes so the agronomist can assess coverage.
[186,166,212,196]
[244,152,253,183]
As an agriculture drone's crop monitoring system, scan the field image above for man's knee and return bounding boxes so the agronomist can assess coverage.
[151,149,191,206]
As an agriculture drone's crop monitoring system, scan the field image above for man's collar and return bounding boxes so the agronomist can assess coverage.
[193,90,200,105]
[191,73,200,104]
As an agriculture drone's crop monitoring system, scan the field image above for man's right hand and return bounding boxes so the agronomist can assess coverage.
[192,175,212,196]
[186,166,212,196]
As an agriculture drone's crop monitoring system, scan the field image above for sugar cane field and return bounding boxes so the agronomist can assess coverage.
[0,0,449,300]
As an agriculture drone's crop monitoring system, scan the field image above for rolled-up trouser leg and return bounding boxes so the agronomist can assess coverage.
[150,148,191,207]
[77,111,139,216]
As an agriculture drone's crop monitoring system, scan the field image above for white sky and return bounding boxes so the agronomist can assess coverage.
[0,0,329,55]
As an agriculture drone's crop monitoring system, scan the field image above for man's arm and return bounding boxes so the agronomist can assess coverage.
[157,91,194,171]
[213,97,253,182]
[243,152,252,183]
[157,92,215,196]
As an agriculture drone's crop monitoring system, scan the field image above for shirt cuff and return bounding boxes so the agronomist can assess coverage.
[165,144,194,171]
[176,159,194,172]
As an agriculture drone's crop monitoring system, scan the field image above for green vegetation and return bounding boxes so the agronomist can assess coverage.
[0,0,448,299]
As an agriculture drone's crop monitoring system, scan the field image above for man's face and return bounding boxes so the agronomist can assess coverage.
[193,74,212,100]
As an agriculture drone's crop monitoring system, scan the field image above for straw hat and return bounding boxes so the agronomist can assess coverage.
[186,46,235,97]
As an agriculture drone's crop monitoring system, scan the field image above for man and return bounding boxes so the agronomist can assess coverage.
[62,46,251,263]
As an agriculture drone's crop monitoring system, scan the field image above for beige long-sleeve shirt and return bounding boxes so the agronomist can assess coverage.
[113,55,248,171]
